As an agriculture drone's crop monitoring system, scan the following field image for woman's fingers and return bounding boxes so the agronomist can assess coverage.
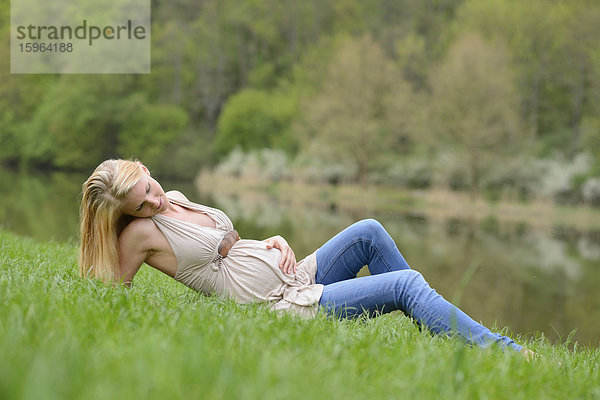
[278,245,295,274]
[282,249,297,274]
[264,236,297,274]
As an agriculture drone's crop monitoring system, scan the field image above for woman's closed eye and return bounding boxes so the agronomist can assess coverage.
[136,183,151,211]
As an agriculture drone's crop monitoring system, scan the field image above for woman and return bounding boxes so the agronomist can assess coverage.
[80,159,535,358]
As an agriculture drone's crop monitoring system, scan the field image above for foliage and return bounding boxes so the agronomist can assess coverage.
[534,153,593,204]
[294,34,414,184]
[23,76,187,172]
[430,33,523,196]
[582,178,600,206]
[215,147,292,181]
[213,89,298,157]
[0,4,53,166]
[454,0,600,153]
[154,130,211,180]
[24,76,129,169]
[373,158,433,189]
[118,96,188,169]
[1,0,600,203]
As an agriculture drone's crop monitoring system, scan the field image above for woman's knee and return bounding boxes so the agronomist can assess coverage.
[353,218,387,239]
[389,269,426,292]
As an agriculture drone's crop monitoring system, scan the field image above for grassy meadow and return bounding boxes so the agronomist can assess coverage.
[1,229,599,400]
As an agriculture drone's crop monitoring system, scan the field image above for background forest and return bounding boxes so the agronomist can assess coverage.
[2,0,600,205]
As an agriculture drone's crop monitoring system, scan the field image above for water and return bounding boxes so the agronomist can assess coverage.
[2,168,599,348]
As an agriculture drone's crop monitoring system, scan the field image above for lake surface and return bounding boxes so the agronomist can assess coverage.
[2,168,599,348]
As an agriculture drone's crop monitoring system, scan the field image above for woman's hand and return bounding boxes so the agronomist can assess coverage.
[264,235,297,275]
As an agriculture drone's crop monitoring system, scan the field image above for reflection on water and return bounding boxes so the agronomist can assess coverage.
[0,169,84,242]
[0,168,199,242]
[1,168,599,347]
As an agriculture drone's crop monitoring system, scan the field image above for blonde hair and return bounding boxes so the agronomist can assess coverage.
[79,159,143,283]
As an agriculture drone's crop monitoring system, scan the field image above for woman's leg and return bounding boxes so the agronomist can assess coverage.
[318,270,523,352]
[316,219,411,285]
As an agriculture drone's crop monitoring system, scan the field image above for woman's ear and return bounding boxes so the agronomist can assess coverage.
[136,161,150,175]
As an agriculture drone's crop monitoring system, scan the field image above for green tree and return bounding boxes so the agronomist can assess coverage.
[454,0,600,156]
[24,76,125,169]
[558,3,600,155]
[213,89,297,157]
[430,33,523,197]
[26,76,187,172]
[0,0,52,165]
[294,34,414,185]
[118,95,188,168]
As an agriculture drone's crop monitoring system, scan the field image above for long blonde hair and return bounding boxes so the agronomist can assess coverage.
[79,159,143,283]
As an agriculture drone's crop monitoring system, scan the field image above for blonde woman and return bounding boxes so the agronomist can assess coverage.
[80,159,535,358]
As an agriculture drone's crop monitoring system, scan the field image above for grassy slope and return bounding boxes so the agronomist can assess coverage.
[1,230,598,400]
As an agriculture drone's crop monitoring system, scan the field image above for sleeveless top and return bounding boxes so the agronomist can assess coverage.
[150,192,324,317]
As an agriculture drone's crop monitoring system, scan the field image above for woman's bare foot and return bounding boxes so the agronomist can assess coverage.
[519,347,538,361]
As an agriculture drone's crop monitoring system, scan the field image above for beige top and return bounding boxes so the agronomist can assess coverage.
[150,193,324,317]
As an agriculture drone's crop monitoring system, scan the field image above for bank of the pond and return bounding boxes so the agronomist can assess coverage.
[0,229,598,399]
[197,172,600,231]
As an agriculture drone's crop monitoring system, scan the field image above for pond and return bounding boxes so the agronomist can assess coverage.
[2,168,599,348]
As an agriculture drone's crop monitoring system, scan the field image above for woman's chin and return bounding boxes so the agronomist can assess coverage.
[157,197,169,214]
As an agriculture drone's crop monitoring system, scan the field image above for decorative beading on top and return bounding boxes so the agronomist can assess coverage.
[211,254,224,271]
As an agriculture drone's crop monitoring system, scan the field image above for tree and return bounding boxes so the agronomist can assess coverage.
[118,95,188,169]
[430,33,523,197]
[0,0,52,165]
[24,76,127,169]
[25,76,187,172]
[213,89,297,157]
[454,0,600,156]
[294,34,414,185]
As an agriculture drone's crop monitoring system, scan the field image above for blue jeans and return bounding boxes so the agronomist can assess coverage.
[316,219,523,352]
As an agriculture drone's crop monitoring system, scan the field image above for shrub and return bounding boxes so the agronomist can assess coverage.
[582,178,600,206]
[377,160,433,189]
[292,153,357,185]
[535,153,592,204]
[214,148,291,182]
[213,89,298,157]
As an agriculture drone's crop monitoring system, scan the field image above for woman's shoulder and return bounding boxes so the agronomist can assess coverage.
[119,217,157,247]
[165,190,188,202]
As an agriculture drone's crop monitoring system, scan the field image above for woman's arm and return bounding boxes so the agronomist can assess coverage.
[264,235,297,274]
[118,219,152,287]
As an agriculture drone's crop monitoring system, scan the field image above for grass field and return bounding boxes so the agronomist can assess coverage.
[1,230,598,400]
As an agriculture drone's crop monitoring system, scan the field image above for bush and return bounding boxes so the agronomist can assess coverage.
[535,153,592,204]
[582,178,600,207]
[376,159,433,189]
[214,148,292,182]
[215,147,246,178]
[482,157,544,201]
[429,152,471,191]
[213,89,298,157]
[292,153,358,185]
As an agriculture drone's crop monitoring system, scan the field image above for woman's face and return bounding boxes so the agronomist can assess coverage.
[122,172,169,218]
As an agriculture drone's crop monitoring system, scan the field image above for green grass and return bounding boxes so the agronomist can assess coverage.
[1,230,598,400]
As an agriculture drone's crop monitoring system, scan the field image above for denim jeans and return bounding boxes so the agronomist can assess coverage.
[316,219,523,352]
